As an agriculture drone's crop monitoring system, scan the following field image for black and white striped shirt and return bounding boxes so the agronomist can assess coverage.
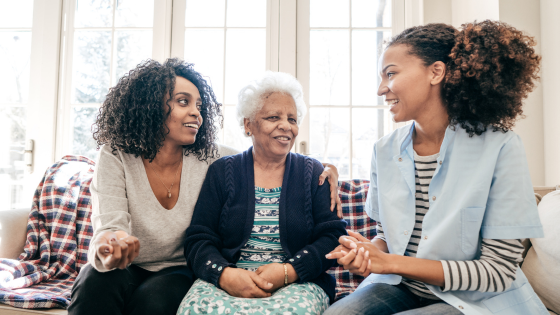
[374,151,524,298]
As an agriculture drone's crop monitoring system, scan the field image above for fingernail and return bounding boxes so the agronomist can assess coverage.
[353,248,357,253]
[325,254,331,258]
[365,251,369,257]
[341,250,347,255]
[349,242,357,249]
[359,247,364,252]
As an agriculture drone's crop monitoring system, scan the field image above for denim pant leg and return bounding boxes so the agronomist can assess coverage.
[324,283,422,315]
[395,302,464,315]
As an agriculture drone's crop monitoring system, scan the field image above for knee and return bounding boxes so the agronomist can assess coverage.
[72,264,128,296]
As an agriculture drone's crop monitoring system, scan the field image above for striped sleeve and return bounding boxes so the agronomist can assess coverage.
[441,239,524,292]
[374,222,386,242]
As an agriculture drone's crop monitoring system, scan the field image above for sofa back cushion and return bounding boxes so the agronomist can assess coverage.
[327,179,375,301]
[522,190,560,314]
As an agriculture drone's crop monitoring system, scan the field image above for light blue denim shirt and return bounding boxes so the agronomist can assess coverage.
[361,122,547,315]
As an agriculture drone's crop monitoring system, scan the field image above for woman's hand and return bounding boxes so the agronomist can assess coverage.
[94,230,140,270]
[218,267,273,298]
[320,163,342,218]
[256,263,298,293]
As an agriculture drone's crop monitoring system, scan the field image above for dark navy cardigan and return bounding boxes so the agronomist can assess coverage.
[184,147,347,302]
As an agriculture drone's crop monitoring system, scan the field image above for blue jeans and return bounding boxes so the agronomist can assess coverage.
[324,283,463,315]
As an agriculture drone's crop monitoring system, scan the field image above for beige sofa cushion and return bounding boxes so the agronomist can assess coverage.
[522,190,560,315]
[0,208,29,260]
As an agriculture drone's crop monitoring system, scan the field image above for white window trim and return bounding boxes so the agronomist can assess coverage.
[18,0,64,205]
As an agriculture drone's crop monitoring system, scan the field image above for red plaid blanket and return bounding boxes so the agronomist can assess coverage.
[327,179,375,301]
[0,156,95,309]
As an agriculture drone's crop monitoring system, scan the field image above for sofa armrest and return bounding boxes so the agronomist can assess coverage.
[0,208,29,259]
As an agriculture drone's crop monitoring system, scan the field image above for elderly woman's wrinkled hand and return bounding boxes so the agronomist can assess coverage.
[319,163,342,218]
[255,263,287,293]
[219,267,273,298]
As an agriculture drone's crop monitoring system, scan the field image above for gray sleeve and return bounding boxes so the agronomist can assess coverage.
[87,146,132,272]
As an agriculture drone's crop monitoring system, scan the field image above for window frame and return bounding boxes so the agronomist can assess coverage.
[295,0,406,179]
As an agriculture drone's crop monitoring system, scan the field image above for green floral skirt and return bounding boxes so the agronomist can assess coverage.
[176,279,329,315]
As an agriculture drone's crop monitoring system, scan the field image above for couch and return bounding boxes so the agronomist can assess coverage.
[0,184,556,315]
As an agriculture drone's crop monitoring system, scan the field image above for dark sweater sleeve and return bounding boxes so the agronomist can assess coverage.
[288,160,347,282]
[183,161,236,287]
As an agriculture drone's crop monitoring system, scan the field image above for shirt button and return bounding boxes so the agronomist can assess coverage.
[432,196,436,201]
[458,305,464,309]
[404,230,409,235]
[398,157,403,162]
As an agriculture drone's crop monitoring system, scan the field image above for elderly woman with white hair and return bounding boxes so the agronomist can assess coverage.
[177,72,347,314]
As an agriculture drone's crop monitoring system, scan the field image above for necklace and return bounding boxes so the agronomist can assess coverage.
[149,158,183,198]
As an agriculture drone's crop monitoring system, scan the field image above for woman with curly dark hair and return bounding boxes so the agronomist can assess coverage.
[324,21,547,315]
[66,58,341,315]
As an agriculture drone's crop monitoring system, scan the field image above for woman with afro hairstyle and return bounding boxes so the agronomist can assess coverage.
[67,58,341,315]
[324,21,547,315]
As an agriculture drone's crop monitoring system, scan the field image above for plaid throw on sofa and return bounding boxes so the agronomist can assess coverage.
[327,179,376,301]
[0,156,95,309]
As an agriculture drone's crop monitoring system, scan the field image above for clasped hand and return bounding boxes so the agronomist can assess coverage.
[325,231,391,277]
[219,263,297,298]
[94,230,140,270]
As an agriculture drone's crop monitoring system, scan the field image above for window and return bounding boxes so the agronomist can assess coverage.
[297,0,395,179]
[57,0,157,160]
[0,0,34,210]
[172,0,272,150]
[0,0,404,210]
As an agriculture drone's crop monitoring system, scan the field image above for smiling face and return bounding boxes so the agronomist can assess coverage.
[164,76,203,146]
[378,44,440,123]
[245,92,299,160]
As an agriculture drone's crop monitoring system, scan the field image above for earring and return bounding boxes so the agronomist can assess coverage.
[247,131,251,136]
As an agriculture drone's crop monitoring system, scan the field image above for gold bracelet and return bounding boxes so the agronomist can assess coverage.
[283,263,289,286]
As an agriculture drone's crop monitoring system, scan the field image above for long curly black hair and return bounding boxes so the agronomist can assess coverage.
[387,20,541,136]
[93,58,222,161]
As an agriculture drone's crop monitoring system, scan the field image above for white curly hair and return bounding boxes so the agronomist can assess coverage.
[236,71,307,134]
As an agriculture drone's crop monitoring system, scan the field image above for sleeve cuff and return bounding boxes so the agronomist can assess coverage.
[202,260,236,288]
[440,260,452,292]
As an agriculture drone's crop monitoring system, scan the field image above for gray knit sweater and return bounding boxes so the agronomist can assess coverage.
[88,144,239,272]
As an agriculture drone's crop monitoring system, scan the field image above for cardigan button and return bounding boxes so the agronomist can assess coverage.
[458,305,464,310]
[424,236,428,240]
[432,196,436,201]
[289,259,294,262]
[439,160,443,165]
[296,255,301,258]
[212,264,217,268]
[206,261,211,265]
[218,266,222,271]
[404,230,409,235]
[398,157,403,162]
[303,250,308,254]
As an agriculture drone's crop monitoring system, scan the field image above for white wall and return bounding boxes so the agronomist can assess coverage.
[423,0,546,186]
[540,0,560,186]
[499,0,545,186]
